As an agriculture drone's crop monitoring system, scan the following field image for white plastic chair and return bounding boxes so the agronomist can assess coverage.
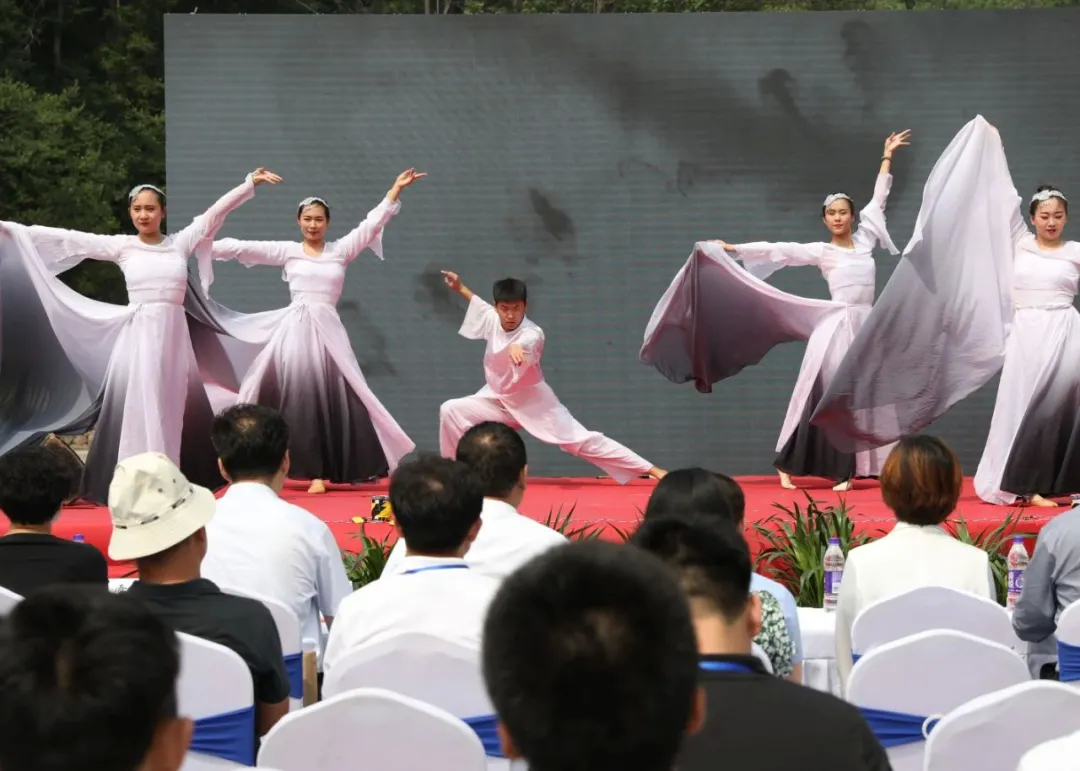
[322,632,517,770]
[847,630,1029,771]
[1017,728,1080,770]
[925,681,1080,771]
[219,585,305,710]
[257,688,487,770]
[851,585,1016,659]
[0,586,22,616]
[177,632,256,771]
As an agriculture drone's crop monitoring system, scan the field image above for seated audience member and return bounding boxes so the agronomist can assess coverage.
[109,452,290,736]
[203,404,352,668]
[482,540,704,771]
[631,514,891,771]
[323,455,498,672]
[644,467,801,680]
[0,444,107,597]
[386,421,565,578]
[0,585,192,771]
[835,435,993,686]
[1013,506,1080,674]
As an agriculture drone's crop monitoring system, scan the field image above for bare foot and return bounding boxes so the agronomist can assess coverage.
[832,479,853,492]
[647,467,667,480]
[307,479,327,495]
[1028,494,1059,508]
[778,471,796,490]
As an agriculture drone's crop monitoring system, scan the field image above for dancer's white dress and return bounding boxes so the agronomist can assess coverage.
[975,215,1080,504]
[197,197,414,481]
[642,174,899,480]
[810,116,1080,504]
[441,296,654,483]
[0,176,258,501]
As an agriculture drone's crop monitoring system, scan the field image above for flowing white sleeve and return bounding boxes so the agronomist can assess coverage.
[459,295,499,341]
[731,241,826,281]
[811,115,1018,451]
[852,173,900,255]
[8,224,127,274]
[641,242,839,392]
[331,197,401,263]
[174,175,257,264]
[198,239,292,293]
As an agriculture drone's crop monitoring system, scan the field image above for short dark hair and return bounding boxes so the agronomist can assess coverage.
[643,467,745,525]
[483,541,699,771]
[630,513,752,623]
[493,278,527,304]
[880,435,963,526]
[212,404,290,480]
[0,445,77,525]
[456,422,527,498]
[0,586,180,771]
[389,455,483,553]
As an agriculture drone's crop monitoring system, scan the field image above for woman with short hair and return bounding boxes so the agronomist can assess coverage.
[833,435,994,688]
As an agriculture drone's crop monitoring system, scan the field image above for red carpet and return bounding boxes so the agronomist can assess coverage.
[19,476,1062,578]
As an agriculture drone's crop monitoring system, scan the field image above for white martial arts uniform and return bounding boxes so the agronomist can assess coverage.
[440,295,654,484]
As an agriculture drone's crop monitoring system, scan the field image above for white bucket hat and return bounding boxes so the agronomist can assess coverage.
[107,452,216,561]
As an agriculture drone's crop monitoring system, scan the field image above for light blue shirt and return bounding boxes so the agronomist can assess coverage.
[751,572,803,664]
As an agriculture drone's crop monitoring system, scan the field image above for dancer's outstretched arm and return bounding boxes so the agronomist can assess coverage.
[0,221,127,273]
[173,168,282,260]
[336,169,426,263]
[853,130,909,255]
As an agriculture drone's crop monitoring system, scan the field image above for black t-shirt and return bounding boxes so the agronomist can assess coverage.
[125,578,290,705]
[0,533,108,597]
[680,654,892,771]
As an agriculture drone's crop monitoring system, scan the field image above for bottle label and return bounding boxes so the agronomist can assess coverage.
[825,570,843,595]
[1008,569,1024,594]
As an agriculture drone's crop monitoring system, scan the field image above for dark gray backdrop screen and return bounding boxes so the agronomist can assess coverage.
[164,10,1080,477]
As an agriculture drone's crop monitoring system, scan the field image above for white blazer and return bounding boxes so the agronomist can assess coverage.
[835,522,994,685]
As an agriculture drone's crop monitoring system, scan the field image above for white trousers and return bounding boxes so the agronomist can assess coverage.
[439,383,653,484]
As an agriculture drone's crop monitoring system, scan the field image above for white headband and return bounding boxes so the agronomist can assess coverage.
[823,193,853,208]
[297,196,329,210]
[128,184,164,202]
[1031,189,1067,204]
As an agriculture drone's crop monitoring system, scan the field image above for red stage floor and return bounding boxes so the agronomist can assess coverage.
[22,475,1062,578]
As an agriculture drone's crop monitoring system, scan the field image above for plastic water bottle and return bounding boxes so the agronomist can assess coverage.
[1007,536,1029,610]
[72,534,85,543]
[824,537,845,612]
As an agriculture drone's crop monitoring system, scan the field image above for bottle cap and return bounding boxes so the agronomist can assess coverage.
[1012,536,1024,543]
[73,534,85,543]
[828,537,839,544]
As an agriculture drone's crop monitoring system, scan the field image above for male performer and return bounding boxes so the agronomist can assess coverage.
[440,271,665,483]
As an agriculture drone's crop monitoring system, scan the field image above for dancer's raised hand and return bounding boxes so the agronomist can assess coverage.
[394,169,427,190]
[709,240,737,252]
[251,168,283,186]
[442,270,462,292]
[883,130,911,158]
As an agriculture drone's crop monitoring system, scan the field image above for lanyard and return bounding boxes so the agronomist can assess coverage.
[698,660,756,674]
[402,564,469,575]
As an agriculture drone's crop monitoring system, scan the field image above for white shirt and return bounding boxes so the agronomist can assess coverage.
[201,482,353,667]
[460,295,545,396]
[322,555,500,673]
[835,521,994,685]
[385,498,567,580]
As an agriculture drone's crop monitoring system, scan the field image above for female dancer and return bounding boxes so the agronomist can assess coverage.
[0,168,281,501]
[197,170,424,493]
[642,131,908,491]
[811,117,1080,507]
